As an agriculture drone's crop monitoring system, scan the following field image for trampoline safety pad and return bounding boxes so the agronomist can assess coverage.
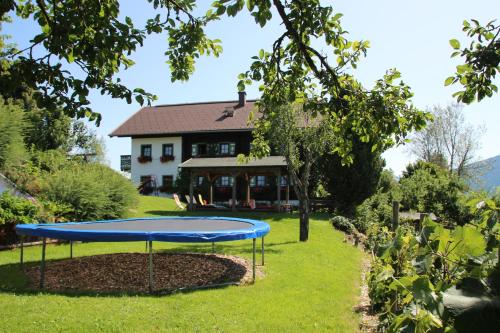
[16,216,270,242]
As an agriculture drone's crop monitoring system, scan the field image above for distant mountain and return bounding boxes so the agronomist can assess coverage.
[470,155,500,192]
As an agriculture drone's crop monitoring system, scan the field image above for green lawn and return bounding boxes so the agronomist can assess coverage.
[0,196,363,333]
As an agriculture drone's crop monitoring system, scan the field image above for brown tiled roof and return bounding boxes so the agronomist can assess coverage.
[109,100,257,137]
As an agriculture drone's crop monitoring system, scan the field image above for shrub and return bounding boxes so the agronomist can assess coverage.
[0,192,38,225]
[330,215,356,234]
[399,161,467,224]
[355,191,393,233]
[0,192,39,244]
[42,163,138,221]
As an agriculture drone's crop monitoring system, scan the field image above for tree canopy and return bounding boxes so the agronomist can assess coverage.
[2,0,431,241]
[446,19,500,104]
[409,103,483,179]
[0,0,223,124]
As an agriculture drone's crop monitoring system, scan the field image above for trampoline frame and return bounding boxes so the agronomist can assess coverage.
[16,217,270,292]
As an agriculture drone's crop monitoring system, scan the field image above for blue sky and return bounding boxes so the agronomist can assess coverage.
[3,0,500,175]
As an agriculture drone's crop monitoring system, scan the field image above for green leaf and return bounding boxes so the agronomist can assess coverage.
[444,76,455,86]
[449,39,460,50]
[332,13,343,21]
[451,225,486,257]
[135,95,144,106]
[259,49,264,59]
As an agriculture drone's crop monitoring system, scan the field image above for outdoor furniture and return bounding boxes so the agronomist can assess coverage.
[198,194,208,206]
[185,194,198,205]
[173,194,186,210]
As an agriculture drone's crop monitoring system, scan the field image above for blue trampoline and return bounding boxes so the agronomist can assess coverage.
[16,217,270,292]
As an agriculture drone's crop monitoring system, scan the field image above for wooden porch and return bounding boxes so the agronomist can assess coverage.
[179,156,291,212]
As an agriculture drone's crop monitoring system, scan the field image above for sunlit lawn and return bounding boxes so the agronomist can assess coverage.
[0,196,363,332]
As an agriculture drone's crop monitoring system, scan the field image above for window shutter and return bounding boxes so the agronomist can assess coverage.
[191,144,198,156]
[229,143,236,155]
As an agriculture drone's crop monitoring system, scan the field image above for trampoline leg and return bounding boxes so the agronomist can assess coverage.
[20,236,24,268]
[40,238,46,289]
[70,241,73,259]
[261,236,265,266]
[252,238,256,283]
[148,240,153,293]
[145,241,148,253]
[212,242,215,253]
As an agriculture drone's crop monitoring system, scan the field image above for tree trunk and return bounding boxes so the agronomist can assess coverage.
[299,194,310,242]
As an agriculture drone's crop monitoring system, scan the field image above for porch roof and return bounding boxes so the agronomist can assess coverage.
[179,156,287,169]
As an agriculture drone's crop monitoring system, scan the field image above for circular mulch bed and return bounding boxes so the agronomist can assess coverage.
[24,252,262,294]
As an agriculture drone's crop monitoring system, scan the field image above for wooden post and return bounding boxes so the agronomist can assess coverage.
[418,213,427,232]
[189,171,194,211]
[231,173,237,212]
[276,170,281,212]
[392,201,400,231]
[285,175,290,204]
[209,181,214,205]
[208,173,214,205]
[245,173,251,204]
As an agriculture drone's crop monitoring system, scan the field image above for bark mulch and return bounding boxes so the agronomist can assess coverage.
[24,252,262,294]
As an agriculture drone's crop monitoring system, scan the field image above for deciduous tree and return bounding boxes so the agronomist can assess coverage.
[446,19,499,103]
[231,1,429,241]
[409,103,483,179]
[0,0,222,123]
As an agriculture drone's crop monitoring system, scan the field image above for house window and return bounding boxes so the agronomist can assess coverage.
[162,144,174,157]
[280,176,288,186]
[216,176,234,187]
[218,142,236,156]
[140,144,152,158]
[250,176,267,187]
[140,175,151,184]
[140,176,153,193]
[162,175,173,190]
[191,143,208,157]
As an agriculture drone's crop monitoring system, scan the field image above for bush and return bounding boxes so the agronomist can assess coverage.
[399,161,467,224]
[330,215,356,234]
[355,191,393,233]
[42,163,138,221]
[0,192,38,225]
[0,192,39,245]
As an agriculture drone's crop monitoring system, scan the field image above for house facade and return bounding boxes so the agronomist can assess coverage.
[110,92,293,207]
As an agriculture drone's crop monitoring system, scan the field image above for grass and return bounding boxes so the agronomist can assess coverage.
[0,196,364,333]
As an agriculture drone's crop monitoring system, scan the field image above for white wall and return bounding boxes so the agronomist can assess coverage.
[131,137,183,186]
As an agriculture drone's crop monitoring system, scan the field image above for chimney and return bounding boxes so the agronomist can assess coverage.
[238,91,246,107]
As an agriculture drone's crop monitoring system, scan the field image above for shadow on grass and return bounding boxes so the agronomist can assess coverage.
[155,240,297,256]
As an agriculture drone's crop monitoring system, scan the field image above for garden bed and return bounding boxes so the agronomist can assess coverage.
[24,252,261,293]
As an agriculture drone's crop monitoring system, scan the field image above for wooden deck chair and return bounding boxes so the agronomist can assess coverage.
[198,194,207,206]
[173,193,186,210]
[185,194,197,205]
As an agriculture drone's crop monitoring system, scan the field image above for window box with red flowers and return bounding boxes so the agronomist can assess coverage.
[160,155,175,163]
[137,156,152,163]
